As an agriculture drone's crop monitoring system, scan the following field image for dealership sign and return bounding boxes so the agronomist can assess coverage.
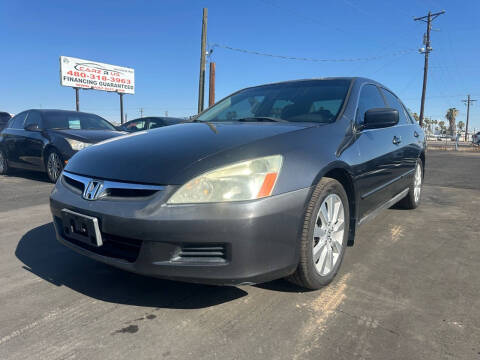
[59,56,135,94]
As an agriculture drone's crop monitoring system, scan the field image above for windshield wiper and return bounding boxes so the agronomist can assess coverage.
[237,117,288,123]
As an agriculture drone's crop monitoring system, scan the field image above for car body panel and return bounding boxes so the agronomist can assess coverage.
[49,77,426,285]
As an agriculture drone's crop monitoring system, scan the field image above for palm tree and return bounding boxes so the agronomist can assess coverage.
[445,108,459,135]
[438,120,446,134]
[458,120,465,131]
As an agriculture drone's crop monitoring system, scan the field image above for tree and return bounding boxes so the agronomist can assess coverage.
[438,120,446,134]
[458,120,465,131]
[412,112,420,123]
[445,108,459,135]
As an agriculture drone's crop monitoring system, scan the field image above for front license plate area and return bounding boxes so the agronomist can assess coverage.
[61,209,103,247]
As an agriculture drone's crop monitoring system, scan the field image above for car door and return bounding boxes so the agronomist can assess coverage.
[18,110,45,170]
[380,88,418,194]
[352,84,402,219]
[2,111,28,167]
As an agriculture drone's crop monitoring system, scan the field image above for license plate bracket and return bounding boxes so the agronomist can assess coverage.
[61,209,103,247]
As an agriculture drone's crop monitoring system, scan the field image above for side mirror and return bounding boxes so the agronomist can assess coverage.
[25,123,41,132]
[363,108,399,129]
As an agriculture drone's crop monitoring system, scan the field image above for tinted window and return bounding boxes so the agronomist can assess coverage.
[0,112,11,125]
[381,89,409,124]
[43,112,115,130]
[197,80,351,123]
[356,84,385,124]
[123,120,146,131]
[10,112,28,129]
[25,111,42,128]
[148,119,164,129]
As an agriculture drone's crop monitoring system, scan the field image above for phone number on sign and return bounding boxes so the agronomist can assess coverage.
[66,71,132,84]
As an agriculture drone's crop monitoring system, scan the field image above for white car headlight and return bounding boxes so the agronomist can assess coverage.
[168,155,283,204]
[66,138,92,151]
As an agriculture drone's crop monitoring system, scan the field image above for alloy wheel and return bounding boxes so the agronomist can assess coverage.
[414,163,422,203]
[313,194,345,276]
[47,152,62,182]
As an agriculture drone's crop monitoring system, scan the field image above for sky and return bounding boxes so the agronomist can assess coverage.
[1,0,480,130]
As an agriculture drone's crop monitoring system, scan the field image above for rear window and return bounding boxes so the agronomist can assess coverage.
[43,112,115,130]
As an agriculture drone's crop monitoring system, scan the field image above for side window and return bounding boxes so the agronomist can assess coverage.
[402,105,415,124]
[381,89,409,124]
[356,84,385,124]
[149,119,164,129]
[125,120,146,131]
[10,112,28,129]
[24,111,42,128]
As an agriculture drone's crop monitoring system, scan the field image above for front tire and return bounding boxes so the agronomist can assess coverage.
[0,149,9,175]
[397,159,423,209]
[288,178,350,290]
[46,149,63,183]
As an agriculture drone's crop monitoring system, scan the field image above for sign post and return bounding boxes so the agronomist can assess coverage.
[75,88,80,111]
[60,56,135,120]
[119,93,124,124]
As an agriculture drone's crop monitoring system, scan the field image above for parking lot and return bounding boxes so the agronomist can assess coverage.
[0,150,479,360]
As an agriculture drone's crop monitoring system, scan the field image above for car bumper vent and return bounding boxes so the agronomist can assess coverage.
[175,244,227,264]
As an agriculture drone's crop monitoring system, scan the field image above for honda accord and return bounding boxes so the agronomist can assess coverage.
[49,78,425,289]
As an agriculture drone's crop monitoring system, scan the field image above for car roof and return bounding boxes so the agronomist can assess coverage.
[125,117,183,123]
[244,77,382,88]
[25,109,102,117]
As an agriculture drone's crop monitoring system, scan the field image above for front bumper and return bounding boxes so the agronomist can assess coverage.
[50,177,311,285]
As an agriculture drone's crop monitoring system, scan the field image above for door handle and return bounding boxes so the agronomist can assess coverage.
[392,136,402,145]
[414,131,419,137]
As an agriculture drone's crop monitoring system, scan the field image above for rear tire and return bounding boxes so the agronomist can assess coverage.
[45,149,63,183]
[0,149,9,175]
[397,159,423,209]
[288,178,350,290]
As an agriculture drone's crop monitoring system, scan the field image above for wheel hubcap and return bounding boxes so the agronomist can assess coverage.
[313,194,345,276]
[47,153,62,181]
[414,163,422,203]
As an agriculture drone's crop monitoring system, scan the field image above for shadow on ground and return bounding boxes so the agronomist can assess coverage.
[16,223,248,309]
[6,168,50,183]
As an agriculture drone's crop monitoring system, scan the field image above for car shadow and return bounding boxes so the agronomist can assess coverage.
[15,223,248,309]
[7,168,50,183]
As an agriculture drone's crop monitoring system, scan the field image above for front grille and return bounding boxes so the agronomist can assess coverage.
[174,244,227,263]
[63,175,84,193]
[62,171,165,200]
[56,217,142,262]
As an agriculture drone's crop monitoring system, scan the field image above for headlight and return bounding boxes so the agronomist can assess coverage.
[66,138,92,151]
[168,155,283,204]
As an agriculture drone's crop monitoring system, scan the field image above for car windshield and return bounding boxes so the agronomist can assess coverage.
[197,80,351,124]
[43,112,115,130]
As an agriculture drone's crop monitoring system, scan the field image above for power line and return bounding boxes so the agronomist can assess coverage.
[209,43,417,63]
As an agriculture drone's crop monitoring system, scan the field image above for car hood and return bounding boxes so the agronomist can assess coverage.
[49,129,125,143]
[65,122,314,184]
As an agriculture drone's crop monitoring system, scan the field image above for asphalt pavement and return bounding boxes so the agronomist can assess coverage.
[0,150,479,360]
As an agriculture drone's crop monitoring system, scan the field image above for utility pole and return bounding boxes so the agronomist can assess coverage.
[462,95,477,141]
[414,10,445,128]
[198,8,208,114]
[140,108,144,118]
[209,62,216,107]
